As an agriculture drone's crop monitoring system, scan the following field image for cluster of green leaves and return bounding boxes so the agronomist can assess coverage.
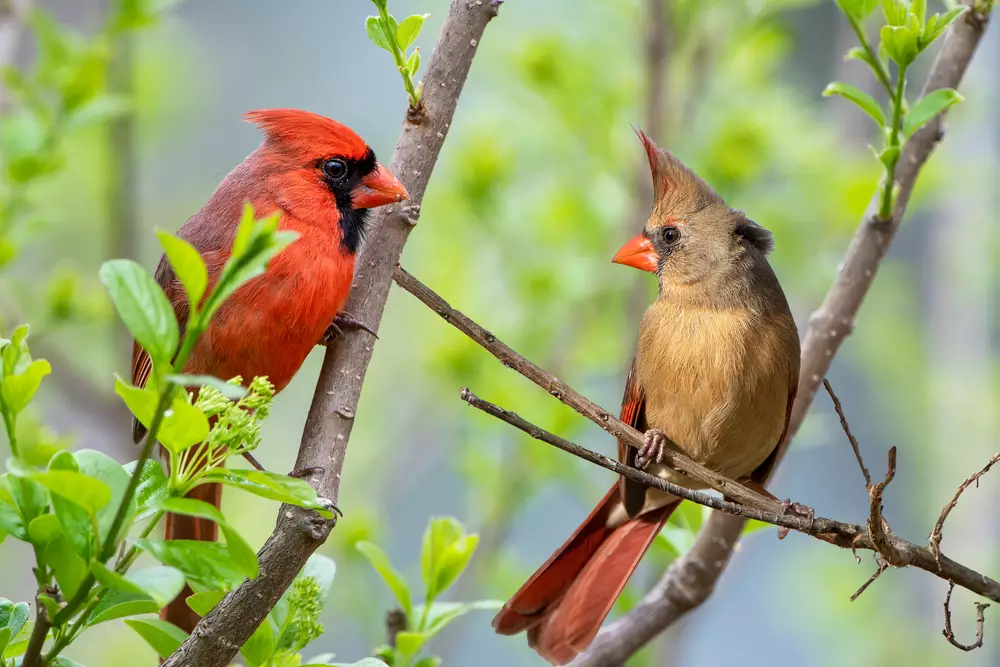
[357,517,500,667]
[365,0,429,109]
[825,0,966,218]
[0,204,339,666]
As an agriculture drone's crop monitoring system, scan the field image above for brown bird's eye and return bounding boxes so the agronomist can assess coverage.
[661,226,681,245]
[322,158,348,181]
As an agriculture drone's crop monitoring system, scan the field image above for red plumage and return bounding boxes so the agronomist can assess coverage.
[131,109,407,634]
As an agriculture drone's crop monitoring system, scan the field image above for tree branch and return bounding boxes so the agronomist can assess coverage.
[569,6,992,663]
[391,264,1000,602]
[160,3,503,666]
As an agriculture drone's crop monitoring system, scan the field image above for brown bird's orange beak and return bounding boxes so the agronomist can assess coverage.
[612,233,659,273]
[351,162,409,209]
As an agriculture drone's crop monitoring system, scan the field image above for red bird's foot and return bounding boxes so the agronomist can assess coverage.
[635,429,668,469]
[288,466,343,519]
[322,312,378,345]
[777,499,815,540]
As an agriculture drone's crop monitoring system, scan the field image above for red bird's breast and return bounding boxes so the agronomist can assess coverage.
[184,215,354,393]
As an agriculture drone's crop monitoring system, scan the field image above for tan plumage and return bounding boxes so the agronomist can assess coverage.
[494,130,800,664]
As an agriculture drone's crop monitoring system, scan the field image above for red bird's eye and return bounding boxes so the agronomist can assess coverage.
[322,158,348,181]
[661,226,681,244]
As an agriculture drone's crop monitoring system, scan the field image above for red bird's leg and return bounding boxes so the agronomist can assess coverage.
[635,429,668,469]
[238,457,343,518]
[321,312,378,344]
[736,477,814,539]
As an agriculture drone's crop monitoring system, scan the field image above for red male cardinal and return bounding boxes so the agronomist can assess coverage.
[131,109,407,632]
[492,131,801,664]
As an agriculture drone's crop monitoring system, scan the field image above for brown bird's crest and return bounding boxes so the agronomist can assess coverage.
[633,127,723,224]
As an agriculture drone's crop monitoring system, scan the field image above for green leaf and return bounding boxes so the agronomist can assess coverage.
[822,82,886,128]
[7,474,48,532]
[1,358,51,415]
[185,590,224,616]
[156,231,208,310]
[73,449,132,547]
[396,14,428,50]
[52,656,86,667]
[356,541,412,620]
[155,498,259,579]
[903,88,962,138]
[136,539,248,591]
[205,469,333,516]
[880,24,918,67]
[166,374,247,399]
[416,600,503,637]
[428,534,478,601]
[395,632,428,663]
[30,469,111,514]
[99,259,179,364]
[115,377,210,454]
[878,145,901,169]
[240,617,274,667]
[412,657,442,667]
[124,459,168,521]
[47,533,88,597]
[91,562,185,608]
[330,661,388,667]
[27,513,62,547]
[125,618,189,659]
[0,626,11,656]
[3,620,33,658]
[406,47,421,78]
[922,7,966,46]
[366,16,393,52]
[881,0,907,25]
[88,589,160,625]
[421,517,478,602]
[46,451,94,559]
[0,599,29,639]
[834,0,878,21]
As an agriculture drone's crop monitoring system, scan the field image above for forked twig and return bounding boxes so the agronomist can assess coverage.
[943,582,990,651]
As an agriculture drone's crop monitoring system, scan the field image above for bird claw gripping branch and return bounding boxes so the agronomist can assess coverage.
[322,311,379,343]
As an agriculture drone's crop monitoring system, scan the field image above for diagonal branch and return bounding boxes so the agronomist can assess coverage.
[569,5,993,664]
[161,3,504,665]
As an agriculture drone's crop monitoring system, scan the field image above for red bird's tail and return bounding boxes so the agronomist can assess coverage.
[160,481,222,633]
[493,485,679,665]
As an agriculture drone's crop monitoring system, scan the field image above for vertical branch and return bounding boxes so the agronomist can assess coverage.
[107,26,139,356]
[160,3,504,666]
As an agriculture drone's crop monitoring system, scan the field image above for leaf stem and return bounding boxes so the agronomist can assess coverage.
[377,4,420,108]
[848,15,893,97]
[879,65,907,220]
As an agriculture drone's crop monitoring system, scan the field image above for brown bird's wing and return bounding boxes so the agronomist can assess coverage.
[617,359,649,518]
[749,378,798,485]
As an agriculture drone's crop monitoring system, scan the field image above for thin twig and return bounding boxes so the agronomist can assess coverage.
[823,379,870,487]
[850,561,889,602]
[160,3,503,666]
[930,452,1000,568]
[943,582,990,651]
[457,387,1000,603]
[866,447,901,566]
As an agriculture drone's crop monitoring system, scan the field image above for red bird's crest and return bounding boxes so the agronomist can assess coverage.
[245,108,370,160]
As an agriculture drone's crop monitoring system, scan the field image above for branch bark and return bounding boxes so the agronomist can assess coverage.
[570,5,993,664]
[160,3,503,666]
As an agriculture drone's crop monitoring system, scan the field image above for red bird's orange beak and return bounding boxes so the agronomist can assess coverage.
[351,162,409,209]
[612,233,659,273]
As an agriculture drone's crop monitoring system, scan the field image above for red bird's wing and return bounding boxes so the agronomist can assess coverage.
[617,358,649,518]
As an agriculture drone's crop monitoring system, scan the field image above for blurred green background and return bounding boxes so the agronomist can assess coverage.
[1,0,998,665]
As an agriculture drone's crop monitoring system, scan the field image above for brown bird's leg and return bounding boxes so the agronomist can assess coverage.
[635,428,669,469]
[737,477,815,539]
[321,312,378,344]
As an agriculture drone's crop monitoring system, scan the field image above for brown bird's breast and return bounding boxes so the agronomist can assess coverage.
[635,298,799,489]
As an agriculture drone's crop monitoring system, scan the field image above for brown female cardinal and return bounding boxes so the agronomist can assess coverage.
[492,130,800,664]
[131,109,407,632]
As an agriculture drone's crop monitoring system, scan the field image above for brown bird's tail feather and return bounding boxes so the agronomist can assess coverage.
[160,480,221,633]
[493,484,679,665]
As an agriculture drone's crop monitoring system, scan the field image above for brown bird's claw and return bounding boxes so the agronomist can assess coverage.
[322,312,378,345]
[636,429,668,469]
[777,499,815,540]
